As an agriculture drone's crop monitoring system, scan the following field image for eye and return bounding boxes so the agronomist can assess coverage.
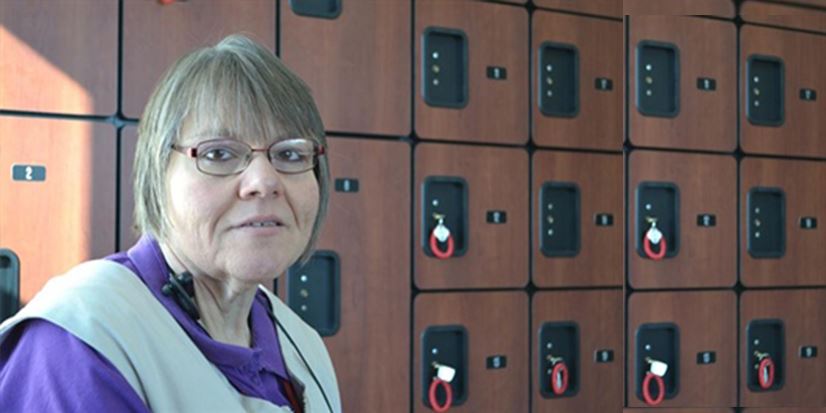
[274,147,310,163]
[201,146,239,162]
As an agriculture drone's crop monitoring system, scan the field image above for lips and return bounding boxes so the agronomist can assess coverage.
[234,215,285,230]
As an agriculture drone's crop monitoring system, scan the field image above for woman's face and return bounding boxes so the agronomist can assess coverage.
[163,123,319,287]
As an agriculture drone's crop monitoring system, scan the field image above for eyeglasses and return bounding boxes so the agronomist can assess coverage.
[171,138,325,177]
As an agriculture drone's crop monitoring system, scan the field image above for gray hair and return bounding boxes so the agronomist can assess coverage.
[133,34,329,264]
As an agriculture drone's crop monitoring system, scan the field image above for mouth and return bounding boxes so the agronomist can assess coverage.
[235,216,285,230]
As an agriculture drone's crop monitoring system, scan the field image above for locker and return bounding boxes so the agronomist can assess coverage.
[532,151,623,287]
[741,290,826,407]
[122,0,275,118]
[0,116,116,303]
[415,0,529,145]
[414,292,529,413]
[624,409,735,413]
[277,138,411,413]
[741,26,826,158]
[0,0,116,115]
[533,0,620,18]
[740,158,826,287]
[281,0,410,136]
[533,290,622,413]
[627,291,737,408]
[628,151,737,289]
[628,15,736,152]
[532,11,622,151]
[120,127,139,250]
[742,1,826,34]
[743,409,826,413]
[623,0,735,17]
[415,143,529,290]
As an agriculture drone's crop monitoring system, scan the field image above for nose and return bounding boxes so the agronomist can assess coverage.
[238,152,284,199]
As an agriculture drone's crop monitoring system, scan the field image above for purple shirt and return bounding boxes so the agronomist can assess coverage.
[0,235,295,411]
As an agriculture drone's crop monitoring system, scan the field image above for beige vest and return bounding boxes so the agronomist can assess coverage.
[0,260,342,413]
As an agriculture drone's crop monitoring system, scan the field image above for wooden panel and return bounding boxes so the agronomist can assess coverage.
[624,409,734,413]
[533,290,622,413]
[414,292,529,413]
[0,0,116,115]
[741,26,826,158]
[281,0,410,136]
[415,143,529,289]
[532,151,623,287]
[532,11,622,151]
[743,409,826,413]
[740,158,826,287]
[742,2,826,34]
[0,117,116,303]
[120,126,139,250]
[276,137,411,412]
[415,0,529,145]
[628,151,737,289]
[628,15,736,152]
[741,290,826,407]
[534,0,621,18]
[627,291,737,408]
[122,0,275,118]
[623,0,735,17]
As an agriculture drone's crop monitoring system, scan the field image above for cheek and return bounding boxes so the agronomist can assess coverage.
[294,177,320,230]
[166,167,227,235]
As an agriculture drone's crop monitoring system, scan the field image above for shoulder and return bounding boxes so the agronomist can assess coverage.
[0,319,148,412]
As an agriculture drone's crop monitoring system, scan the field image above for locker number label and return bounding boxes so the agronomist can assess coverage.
[11,164,46,182]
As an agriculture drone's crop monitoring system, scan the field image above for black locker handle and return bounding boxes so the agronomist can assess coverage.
[0,249,21,322]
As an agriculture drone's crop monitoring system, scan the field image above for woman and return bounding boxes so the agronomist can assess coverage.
[0,35,341,412]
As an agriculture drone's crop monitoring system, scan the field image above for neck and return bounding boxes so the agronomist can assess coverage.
[160,242,257,348]
[192,276,257,347]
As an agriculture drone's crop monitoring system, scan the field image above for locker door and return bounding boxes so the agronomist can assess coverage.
[415,0,529,144]
[623,0,735,17]
[740,158,826,287]
[414,292,529,413]
[277,138,411,412]
[628,151,737,289]
[741,26,826,158]
[122,0,275,118]
[0,116,116,303]
[741,290,826,407]
[532,151,622,287]
[532,11,622,151]
[742,1,826,34]
[119,126,139,250]
[0,0,116,115]
[281,0,410,136]
[534,0,620,18]
[533,290,622,413]
[628,15,736,152]
[627,291,737,408]
[415,143,529,290]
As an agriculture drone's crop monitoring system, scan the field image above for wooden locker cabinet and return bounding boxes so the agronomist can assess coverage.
[281,0,411,137]
[627,291,737,408]
[628,15,736,152]
[532,11,622,151]
[0,0,116,115]
[628,151,737,289]
[122,0,276,118]
[415,143,529,290]
[532,151,623,288]
[0,117,116,303]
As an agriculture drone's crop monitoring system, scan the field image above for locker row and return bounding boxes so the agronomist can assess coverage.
[3,1,826,156]
[272,286,824,411]
[5,120,826,305]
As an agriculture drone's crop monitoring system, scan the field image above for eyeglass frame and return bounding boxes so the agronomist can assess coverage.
[170,137,326,177]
